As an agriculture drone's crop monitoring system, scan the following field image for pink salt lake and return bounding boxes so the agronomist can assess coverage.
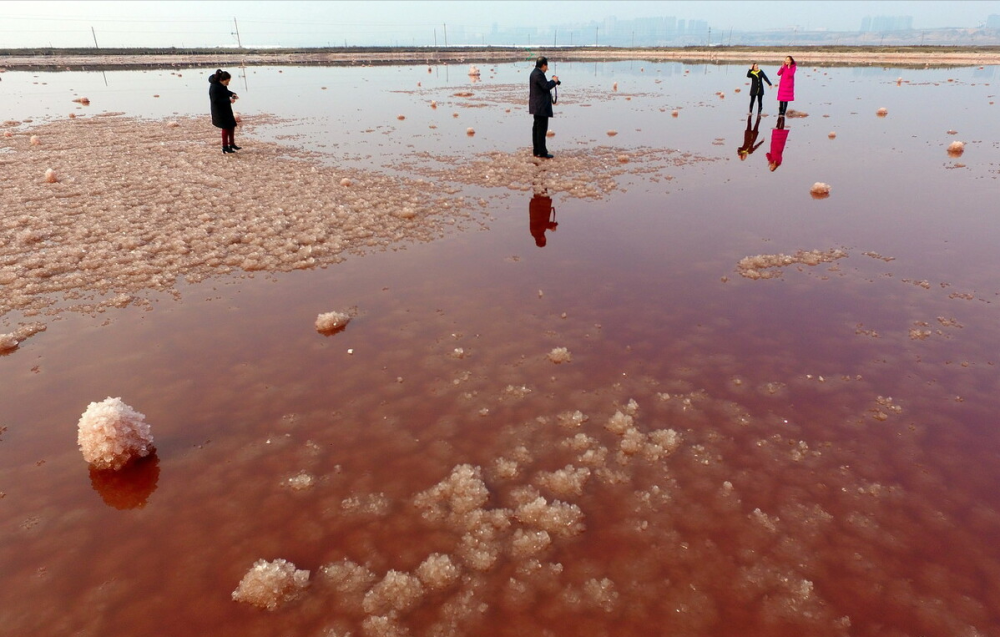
[1,61,999,637]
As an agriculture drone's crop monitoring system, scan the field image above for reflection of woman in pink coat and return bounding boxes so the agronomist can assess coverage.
[766,117,789,172]
[776,55,796,116]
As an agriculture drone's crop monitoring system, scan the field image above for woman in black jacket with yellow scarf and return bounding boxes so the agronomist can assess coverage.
[746,63,773,116]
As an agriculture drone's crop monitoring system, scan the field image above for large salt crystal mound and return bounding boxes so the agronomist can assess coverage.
[77,397,154,470]
[232,558,310,610]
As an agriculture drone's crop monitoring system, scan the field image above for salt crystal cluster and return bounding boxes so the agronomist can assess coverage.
[362,570,424,614]
[545,130,554,137]
[876,107,888,117]
[466,128,475,136]
[468,65,480,77]
[606,130,618,137]
[828,131,837,139]
[737,249,848,280]
[548,347,572,364]
[947,141,965,156]
[316,311,350,334]
[44,168,58,183]
[231,558,310,610]
[810,182,831,198]
[0,333,19,352]
[77,397,154,470]
[416,553,461,590]
[30,135,40,145]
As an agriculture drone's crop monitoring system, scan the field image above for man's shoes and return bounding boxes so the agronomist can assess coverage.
[222,145,235,154]
[534,153,554,159]
[230,144,242,151]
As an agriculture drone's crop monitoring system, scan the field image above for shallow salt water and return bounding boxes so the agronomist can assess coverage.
[2,60,1000,637]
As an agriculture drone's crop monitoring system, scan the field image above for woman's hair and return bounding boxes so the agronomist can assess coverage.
[209,69,232,83]
[786,56,796,66]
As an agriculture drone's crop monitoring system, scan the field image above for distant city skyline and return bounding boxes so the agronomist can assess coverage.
[2,1,1000,48]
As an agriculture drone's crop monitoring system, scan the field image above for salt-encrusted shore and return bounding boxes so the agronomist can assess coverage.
[2,46,999,70]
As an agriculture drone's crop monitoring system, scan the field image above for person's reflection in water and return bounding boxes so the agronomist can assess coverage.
[767,115,789,172]
[89,452,160,510]
[738,114,765,161]
[529,189,558,247]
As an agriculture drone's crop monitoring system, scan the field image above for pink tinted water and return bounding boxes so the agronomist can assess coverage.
[1,62,999,637]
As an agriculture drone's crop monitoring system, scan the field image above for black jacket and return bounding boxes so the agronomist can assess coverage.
[209,81,237,129]
[529,68,559,118]
[746,69,772,96]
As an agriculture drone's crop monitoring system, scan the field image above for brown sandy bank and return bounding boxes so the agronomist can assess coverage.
[2,46,1000,70]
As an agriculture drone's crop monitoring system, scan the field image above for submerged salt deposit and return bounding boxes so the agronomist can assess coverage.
[0,115,479,325]
[76,397,153,470]
[232,558,310,610]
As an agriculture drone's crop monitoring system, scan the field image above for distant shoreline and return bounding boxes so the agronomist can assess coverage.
[3,45,1000,70]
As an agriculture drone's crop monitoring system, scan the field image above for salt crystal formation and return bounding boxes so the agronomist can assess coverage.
[315,311,351,334]
[877,107,888,117]
[606,130,618,137]
[809,182,831,198]
[671,110,679,117]
[828,131,837,139]
[468,65,480,77]
[1,115,477,324]
[546,130,554,137]
[29,135,40,145]
[44,168,57,183]
[0,333,19,352]
[231,558,310,610]
[947,141,965,156]
[466,128,475,136]
[737,249,848,280]
[548,347,572,363]
[416,553,461,590]
[76,397,154,470]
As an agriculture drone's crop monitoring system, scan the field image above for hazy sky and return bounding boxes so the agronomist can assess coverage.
[2,1,999,48]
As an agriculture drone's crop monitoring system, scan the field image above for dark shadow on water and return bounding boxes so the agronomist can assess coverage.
[89,451,160,510]
[529,190,558,247]
[737,113,764,161]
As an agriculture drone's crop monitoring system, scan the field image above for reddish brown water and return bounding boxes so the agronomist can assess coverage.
[2,62,999,637]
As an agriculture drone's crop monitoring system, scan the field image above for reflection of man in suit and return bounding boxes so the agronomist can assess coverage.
[529,190,558,247]
[738,114,764,161]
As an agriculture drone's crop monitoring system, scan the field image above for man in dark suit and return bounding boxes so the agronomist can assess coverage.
[528,56,560,159]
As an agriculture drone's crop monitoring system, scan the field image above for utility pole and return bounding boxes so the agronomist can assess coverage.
[443,23,447,47]
[595,26,599,46]
[91,26,99,48]
[434,28,437,47]
[233,17,242,48]
[631,31,635,48]
[554,30,557,46]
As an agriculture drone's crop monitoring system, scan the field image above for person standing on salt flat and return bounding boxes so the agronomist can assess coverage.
[209,69,241,154]
[776,55,797,117]
[746,63,773,116]
[528,56,560,159]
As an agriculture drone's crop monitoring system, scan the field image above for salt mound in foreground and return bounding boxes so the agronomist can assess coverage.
[77,397,154,470]
[232,558,310,610]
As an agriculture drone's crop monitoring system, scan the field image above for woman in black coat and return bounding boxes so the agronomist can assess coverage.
[746,63,773,116]
[209,69,240,154]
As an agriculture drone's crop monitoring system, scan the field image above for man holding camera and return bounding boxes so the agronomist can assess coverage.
[529,56,560,159]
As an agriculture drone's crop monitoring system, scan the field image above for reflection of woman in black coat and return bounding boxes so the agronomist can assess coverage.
[209,69,240,154]
[746,63,772,116]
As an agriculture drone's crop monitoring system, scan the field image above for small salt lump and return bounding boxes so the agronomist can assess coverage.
[947,141,965,156]
[316,311,350,334]
[548,347,572,364]
[45,168,58,183]
[0,333,19,352]
[77,397,154,470]
[232,558,310,610]
[876,107,888,117]
[810,182,831,198]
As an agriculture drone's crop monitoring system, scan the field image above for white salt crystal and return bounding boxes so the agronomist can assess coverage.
[231,558,310,610]
[77,397,153,470]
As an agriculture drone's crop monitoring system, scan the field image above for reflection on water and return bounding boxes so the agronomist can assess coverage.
[528,191,558,247]
[737,113,764,160]
[767,116,789,171]
[89,453,160,510]
[2,60,1000,637]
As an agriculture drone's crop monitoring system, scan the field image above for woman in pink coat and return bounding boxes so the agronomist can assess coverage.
[776,55,796,117]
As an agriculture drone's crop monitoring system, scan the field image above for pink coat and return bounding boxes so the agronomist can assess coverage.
[776,64,796,101]
[767,128,789,167]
